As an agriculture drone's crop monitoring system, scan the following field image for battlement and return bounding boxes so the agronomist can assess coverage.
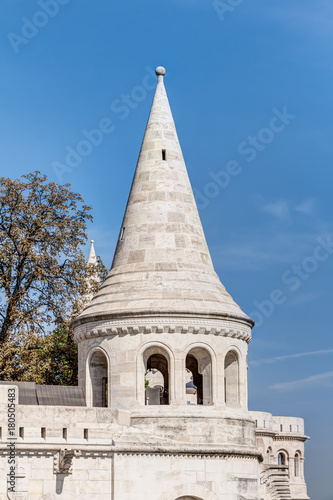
[250,411,306,437]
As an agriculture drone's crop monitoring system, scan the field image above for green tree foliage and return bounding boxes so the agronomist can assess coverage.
[0,327,78,385]
[0,171,108,383]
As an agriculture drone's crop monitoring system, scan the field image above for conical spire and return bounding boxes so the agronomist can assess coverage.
[86,240,100,290]
[75,240,100,312]
[87,239,97,266]
[75,67,252,327]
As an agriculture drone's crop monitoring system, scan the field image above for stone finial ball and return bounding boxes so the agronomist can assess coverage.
[91,240,94,243]
[155,66,166,76]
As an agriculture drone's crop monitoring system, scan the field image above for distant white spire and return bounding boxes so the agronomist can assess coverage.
[76,239,100,311]
[86,239,100,288]
[87,240,97,266]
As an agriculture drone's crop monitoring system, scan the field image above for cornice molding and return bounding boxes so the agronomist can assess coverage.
[255,431,308,442]
[114,450,261,460]
[273,435,308,442]
[0,447,261,461]
[0,448,112,457]
[74,316,252,343]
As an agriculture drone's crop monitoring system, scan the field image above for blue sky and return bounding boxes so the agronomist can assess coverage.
[1,1,332,498]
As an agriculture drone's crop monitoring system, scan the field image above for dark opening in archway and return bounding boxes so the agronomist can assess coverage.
[89,351,108,407]
[278,452,287,472]
[186,354,203,405]
[146,353,169,405]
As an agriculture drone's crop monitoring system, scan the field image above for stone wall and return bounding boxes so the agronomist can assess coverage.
[0,386,308,500]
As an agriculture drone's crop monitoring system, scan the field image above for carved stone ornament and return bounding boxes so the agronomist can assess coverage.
[53,449,81,475]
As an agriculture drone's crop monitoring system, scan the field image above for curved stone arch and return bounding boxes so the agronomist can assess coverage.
[183,341,217,405]
[294,449,302,477]
[184,341,217,359]
[86,346,110,407]
[223,343,243,362]
[86,345,110,373]
[159,483,219,500]
[176,497,203,500]
[266,445,273,464]
[276,448,290,459]
[223,347,241,408]
[277,448,290,471]
[223,344,246,404]
[136,340,176,406]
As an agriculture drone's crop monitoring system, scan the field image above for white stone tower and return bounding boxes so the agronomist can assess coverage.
[72,66,261,499]
[0,66,310,500]
[70,67,310,500]
[73,66,254,413]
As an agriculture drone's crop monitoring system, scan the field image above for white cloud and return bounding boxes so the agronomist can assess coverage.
[270,371,333,392]
[287,291,322,306]
[250,348,333,367]
[262,200,289,218]
[261,199,316,218]
[295,199,316,215]
[211,230,322,270]
[210,199,333,271]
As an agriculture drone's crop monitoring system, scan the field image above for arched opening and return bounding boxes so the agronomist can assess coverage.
[176,497,202,500]
[224,350,239,407]
[185,347,212,405]
[89,350,108,407]
[266,447,272,464]
[294,452,300,477]
[144,350,169,405]
[278,451,287,472]
[185,368,197,405]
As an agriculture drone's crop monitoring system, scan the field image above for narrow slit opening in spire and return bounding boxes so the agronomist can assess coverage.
[120,227,125,240]
[162,149,167,161]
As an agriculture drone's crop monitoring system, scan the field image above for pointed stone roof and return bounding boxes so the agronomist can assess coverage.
[74,67,253,327]
[76,240,100,311]
[87,239,97,266]
[86,240,100,288]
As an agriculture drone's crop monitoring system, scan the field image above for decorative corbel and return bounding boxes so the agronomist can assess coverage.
[54,449,82,475]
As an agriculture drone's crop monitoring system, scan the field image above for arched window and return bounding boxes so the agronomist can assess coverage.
[185,347,212,405]
[89,350,108,407]
[294,452,300,477]
[144,349,169,405]
[278,451,287,472]
[224,351,239,407]
[266,447,272,464]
